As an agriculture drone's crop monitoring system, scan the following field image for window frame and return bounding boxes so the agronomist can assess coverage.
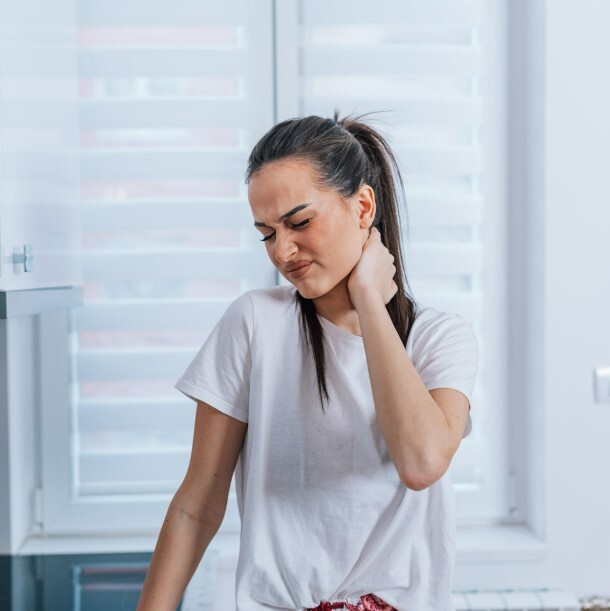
[24,0,548,572]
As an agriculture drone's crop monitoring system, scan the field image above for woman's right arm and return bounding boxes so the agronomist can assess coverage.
[136,400,248,611]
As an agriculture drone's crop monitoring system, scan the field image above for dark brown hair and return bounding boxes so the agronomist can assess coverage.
[245,110,419,412]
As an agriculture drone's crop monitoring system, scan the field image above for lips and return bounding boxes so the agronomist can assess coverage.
[285,261,311,273]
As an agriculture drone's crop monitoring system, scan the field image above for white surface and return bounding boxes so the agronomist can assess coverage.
[541,0,610,597]
[0,0,81,290]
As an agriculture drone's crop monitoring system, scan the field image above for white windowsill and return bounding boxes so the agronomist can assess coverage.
[456,523,546,563]
[15,524,545,564]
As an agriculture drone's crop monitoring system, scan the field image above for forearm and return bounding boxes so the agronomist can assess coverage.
[136,491,223,611]
[355,292,452,489]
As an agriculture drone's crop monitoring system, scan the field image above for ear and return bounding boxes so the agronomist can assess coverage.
[356,183,376,229]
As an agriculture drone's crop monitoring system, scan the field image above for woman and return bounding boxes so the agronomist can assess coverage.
[136,112,478,611]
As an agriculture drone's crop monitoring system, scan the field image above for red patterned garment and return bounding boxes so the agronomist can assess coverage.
[306,593,399,611]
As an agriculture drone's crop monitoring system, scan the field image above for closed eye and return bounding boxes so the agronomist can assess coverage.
[259,219,311,242]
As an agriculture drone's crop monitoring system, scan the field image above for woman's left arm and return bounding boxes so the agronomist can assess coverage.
[355,292,470,492]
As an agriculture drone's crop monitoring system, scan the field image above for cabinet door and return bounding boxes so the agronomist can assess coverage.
[0,0,81,291]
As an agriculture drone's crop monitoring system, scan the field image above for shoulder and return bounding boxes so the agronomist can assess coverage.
[246,284,298,317]
[222,284,291,312]
[220,290,253,322]
[220,285,297,333]
[412,304,471,332]
[409,304,477,358]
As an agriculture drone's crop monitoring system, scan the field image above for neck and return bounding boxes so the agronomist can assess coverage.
[311,278,362,336]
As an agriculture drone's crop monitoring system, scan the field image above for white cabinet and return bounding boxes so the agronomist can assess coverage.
[0,0,81,300]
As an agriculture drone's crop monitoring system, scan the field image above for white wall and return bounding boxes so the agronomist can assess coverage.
[453,0,610,597]
[543,0,610,595]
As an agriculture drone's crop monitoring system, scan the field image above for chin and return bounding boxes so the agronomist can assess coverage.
[294,278,339,301]
[294,284,319,300]
[287,276,316,297]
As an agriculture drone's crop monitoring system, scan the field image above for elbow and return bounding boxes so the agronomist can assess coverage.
[172,481,227,528]
[400,471,435,492]
[399,454,448,492]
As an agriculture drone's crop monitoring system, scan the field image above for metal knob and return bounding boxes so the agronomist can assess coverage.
[11,244,34,272]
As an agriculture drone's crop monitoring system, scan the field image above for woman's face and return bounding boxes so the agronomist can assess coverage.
[248,158,375,299]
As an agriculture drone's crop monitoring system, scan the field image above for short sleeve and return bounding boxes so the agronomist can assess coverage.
[413,311,479,438]
[174,292,253,423]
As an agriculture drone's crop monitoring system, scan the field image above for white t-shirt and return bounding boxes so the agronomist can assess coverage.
[174,284,479,611]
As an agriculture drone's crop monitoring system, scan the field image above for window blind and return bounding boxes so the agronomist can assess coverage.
[278,0,509,523]
[43,0,509,534]
[43,0,274,533]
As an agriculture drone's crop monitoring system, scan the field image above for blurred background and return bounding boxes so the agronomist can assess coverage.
[0,0,609,609]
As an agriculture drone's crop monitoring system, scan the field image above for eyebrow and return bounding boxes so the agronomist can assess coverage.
[253,203,313,228]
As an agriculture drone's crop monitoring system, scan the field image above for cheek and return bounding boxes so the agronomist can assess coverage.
[314,221,351,251]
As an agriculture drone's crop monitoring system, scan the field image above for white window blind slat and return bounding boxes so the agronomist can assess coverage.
[73,299,232,331]
[408,244,482,274]
[77,350,194,381]
[303,0,483,25]
[395,145,482,174]
[80,200,246,230]
[79,49,249,78]
[304,47,481,77]
[80,100,252,129]
[78,1,248,26]
[80,454,190,497]
[410,197,483,224]
[82,250,252,281]
[80,150,246,181]
[78,398,191,432]
[305,97,482,126]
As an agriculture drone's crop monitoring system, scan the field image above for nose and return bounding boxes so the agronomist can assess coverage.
[273,229,297,264]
